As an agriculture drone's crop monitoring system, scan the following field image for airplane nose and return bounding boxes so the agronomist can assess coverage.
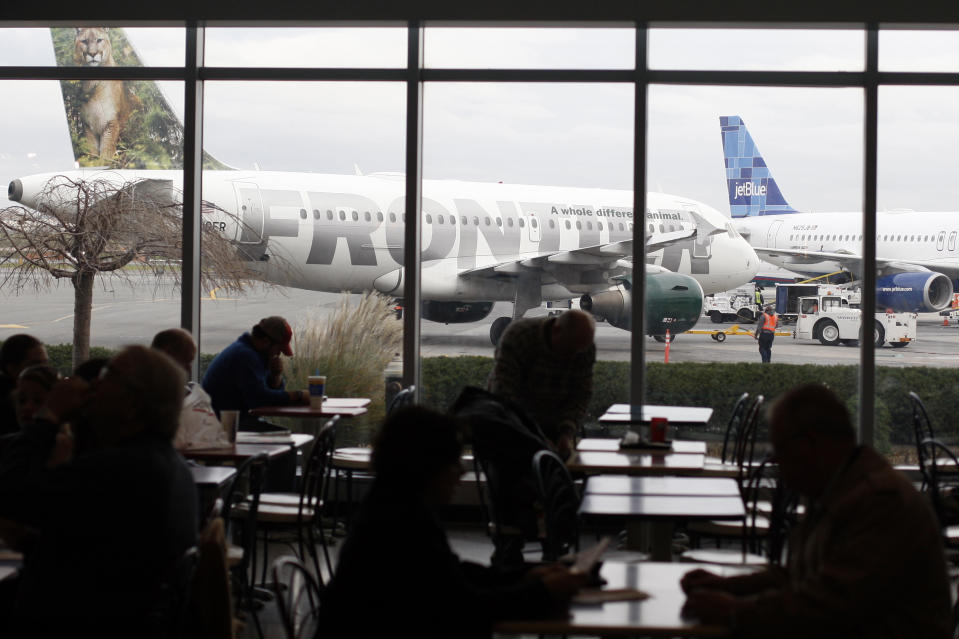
[8,179,22,203]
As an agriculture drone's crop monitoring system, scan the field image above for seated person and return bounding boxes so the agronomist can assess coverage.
[487,310,595,459]
[0,335,48,436]
[681,383,952,638]
[318,406,587,638]
[14,365,60,428]
[202,316,308,429]
[0,346,198,637]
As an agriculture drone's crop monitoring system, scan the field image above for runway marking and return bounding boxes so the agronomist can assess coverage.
[203,287,238,301]
[0,324,27,329]
[53,303,116,323]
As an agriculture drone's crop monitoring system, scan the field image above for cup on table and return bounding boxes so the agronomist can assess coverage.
[649,417,669,443]
[220,410,239,444]
[308,375,326,409]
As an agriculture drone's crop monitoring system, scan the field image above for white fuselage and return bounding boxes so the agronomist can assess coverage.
[736,211,959,276]
[12,169,759,301]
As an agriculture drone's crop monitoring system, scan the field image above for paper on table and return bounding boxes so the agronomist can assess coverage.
[572,588,651,605]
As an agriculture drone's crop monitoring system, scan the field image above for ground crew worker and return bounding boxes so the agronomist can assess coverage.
[755,305,777,363]
[754,286,764,308]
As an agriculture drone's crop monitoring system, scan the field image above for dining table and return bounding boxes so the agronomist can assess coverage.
[249,397,370,419]
[599,404,714,427]
[495,561,757,637]
[578,437,708,455]
[567,450,706,476]
[182,433,314,464]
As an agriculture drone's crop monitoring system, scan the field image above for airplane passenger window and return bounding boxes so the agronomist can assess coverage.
[300,209,307,219]
[531,218,538,228]
[327,210,333,220]
[565,220,571,229]
[473,216,479,225]
[312,209,320,220]
[352,211,359,221]
[660,224,665,232]
[496,218,502,226]
[390,212,396,223]
[449,215,455,225]
[549,220,555,229]
[598,222,603,231]
[628,223,633,230]
[507,218,513,227]
[518,218,525,227]
[377,212,384,222]
[484,217,491,226]
[365,212,371,221]
[402,213,406,222]
[461,215,467,225]
[576,221,582,229]
[339,211,346,221]
[425,214,432,224]
[950,231,957,251]
[619,223,624,231]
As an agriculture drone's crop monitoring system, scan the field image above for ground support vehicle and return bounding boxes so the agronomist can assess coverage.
[775,283,860,324]
[686,324,791,343]
[794,296,916,347]
[703,286,761,324]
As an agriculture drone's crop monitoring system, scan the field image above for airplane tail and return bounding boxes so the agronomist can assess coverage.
[50,27,230,171]
[719,115,797,218]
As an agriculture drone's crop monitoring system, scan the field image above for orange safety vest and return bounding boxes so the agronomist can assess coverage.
[761,312,778,332]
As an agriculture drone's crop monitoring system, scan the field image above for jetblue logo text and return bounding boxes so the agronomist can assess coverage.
[734,181,767,199]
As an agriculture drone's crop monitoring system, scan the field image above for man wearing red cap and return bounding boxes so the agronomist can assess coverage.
[202,316,308,427]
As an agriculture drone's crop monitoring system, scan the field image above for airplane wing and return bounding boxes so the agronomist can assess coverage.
[460,241,632,280]
[754,246,959,279]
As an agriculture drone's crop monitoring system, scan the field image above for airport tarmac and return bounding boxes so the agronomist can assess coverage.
[3,277,959,368]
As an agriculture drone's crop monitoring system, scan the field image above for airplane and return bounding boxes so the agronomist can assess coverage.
[719,115,956,314]
[5,28,761,346]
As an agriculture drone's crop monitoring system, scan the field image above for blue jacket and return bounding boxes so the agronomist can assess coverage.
[201,332,290,416]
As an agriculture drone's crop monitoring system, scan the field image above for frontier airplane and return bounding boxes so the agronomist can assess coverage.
[720,115,956,314]
[6,28,761,344]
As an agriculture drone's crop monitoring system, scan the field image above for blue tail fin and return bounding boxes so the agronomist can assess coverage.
[719,115,797,217]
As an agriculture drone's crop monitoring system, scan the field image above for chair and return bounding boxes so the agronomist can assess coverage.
[531,449,580,561]
[918,438,959,546]
[252,417,339,584]
[188,517,236,639]
[387,384,415,414]
[271,555,323,639]
[910,392,936,486]
[719,392,750,463]
[222,453,269,638]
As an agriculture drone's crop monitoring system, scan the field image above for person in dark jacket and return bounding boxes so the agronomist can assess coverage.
[0,345,198,638]
[317,406,587,638]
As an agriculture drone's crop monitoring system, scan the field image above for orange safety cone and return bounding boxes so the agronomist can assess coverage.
[664,329,671,363]
[944,316,951,327]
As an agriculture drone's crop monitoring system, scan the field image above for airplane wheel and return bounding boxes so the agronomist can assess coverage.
[715,332,726,343]
[490,317,511,346]
[817,320,840,346]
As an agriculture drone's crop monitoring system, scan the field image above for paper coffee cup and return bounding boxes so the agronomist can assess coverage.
[308,375,326,408]
[220,410,239,444]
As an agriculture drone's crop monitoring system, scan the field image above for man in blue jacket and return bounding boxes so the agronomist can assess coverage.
[202,316,309,427]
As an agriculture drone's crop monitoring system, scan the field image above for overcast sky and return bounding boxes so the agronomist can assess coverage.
[2,26,959,216]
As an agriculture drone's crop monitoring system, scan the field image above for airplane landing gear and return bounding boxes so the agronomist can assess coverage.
[490,317,511,346]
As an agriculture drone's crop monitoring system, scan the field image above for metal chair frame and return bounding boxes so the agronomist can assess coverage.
[271,555,323,639]
[532,449,580,561]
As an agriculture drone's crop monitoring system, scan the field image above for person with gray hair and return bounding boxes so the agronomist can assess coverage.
[0,345,198,636]
[681,383,951,638]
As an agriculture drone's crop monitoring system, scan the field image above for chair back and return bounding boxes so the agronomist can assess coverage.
[720,392,750,464]
[272,555,323,639]
[298,416,339,521]
[919,437,959,532]
[531,449,579,561]
[222,453,269,589]
[189,517,234,639]
[387,385,416,415]
[733,395,764,490]
[910,392,936,480]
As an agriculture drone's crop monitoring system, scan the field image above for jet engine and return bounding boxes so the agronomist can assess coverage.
[579,271,704,336]
[875,272,953,313]
[421,300,495,324]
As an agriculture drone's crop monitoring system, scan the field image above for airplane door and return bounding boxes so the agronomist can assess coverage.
[528,214,542,242]
[234,182,265,244]
[766,220,783,248]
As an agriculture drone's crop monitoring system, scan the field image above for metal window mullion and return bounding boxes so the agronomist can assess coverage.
[402,21,424,397]
[859,24,879,446]
[630,23,648,410]
[182,22,204,381]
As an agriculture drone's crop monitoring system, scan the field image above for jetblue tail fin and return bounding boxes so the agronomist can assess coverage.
[50,27,230,170]
[719,115,797,217]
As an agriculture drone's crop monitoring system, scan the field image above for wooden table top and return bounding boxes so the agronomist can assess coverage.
[584,475,740,497]
[332,448,474,471]
[579,494,746,521]
[249,399,369,418]
[568,451,705,476]
[189,464,238,488]
[182,434,313,464]
[599,405,714,426]
[578,438,708,455]
[495,561,755,637]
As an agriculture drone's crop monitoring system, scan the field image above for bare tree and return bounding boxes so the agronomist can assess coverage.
[0,175,256,367]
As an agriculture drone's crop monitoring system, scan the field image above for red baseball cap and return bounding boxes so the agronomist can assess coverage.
[256,316,293,356]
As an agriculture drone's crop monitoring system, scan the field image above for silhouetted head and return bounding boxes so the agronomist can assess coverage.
[550,310,595,359]
[1,334,47,380]
[16,364,61,426]
[251,316,293,358]
[151,328,197,374]
[769,383,856,498]
[372,406,464,504]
